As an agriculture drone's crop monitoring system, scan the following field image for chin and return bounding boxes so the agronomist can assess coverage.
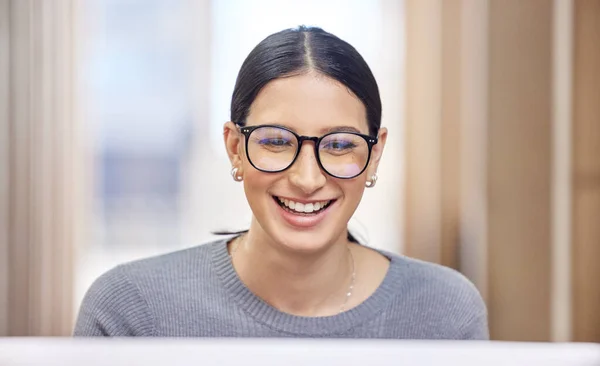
[278,230,333,253]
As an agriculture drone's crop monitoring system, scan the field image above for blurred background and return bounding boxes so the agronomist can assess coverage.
[0,0,598,342]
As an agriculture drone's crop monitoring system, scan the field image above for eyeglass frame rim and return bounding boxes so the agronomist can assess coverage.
[235,123,379,180]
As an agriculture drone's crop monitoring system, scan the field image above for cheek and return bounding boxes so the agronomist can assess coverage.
[338,179,366,206]
[242,169,277,206]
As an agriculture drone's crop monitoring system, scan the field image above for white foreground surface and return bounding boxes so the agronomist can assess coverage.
[1,338,599,366]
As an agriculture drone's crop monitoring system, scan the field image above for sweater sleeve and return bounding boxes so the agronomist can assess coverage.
[73,265,155,336]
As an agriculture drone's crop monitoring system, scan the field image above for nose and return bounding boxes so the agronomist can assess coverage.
[288,143,327,195]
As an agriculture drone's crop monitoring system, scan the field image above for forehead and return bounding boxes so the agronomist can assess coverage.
[246,73,368,135]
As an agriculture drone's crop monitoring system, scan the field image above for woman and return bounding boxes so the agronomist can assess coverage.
[74,26,488,339]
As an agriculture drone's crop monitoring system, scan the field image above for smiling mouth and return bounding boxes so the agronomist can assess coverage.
[273,196,335,215]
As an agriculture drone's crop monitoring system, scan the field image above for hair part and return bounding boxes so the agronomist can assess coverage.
[303,31,315,69]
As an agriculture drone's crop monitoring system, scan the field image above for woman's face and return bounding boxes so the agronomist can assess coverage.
[225,72,387,253]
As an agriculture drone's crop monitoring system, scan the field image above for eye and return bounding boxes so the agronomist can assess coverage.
[323,140,357,150]
[258,138,292,146]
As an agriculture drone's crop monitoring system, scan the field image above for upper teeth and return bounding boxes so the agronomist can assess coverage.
[278,197,331,213]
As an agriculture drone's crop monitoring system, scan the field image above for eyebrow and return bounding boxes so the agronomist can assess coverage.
[267,123,363,135]
[320,126,363,134]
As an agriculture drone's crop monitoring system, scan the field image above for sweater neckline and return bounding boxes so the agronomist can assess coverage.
[210,239,403,336]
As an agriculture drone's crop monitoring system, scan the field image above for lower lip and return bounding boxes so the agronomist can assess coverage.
[274,198,334,229]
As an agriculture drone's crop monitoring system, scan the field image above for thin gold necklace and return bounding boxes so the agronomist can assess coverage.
[229,236,356,314]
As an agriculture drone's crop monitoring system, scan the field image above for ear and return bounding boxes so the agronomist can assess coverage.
[223,121,244,170]
[366,127,388,177]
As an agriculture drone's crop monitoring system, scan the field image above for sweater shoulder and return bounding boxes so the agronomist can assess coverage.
[74,240,225,336]
[74,263,155,336]
[390,253,483,298]
[383,251,488,338]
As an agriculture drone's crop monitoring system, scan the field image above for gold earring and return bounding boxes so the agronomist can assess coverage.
[365,173,378,188]
[231,167,243,182]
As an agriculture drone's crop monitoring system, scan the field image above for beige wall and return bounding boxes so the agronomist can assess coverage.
[404,0,443,263]
[572,0,600,343]
[0,0,10,337]
[487,0,553,341]
[0,0,79,336]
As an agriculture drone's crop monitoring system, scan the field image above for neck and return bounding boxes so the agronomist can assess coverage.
[231,219,354,316]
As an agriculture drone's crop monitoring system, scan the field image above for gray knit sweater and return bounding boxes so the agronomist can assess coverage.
[74,240,489,339]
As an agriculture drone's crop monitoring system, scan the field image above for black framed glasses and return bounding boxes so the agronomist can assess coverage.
[237,124,378,179]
